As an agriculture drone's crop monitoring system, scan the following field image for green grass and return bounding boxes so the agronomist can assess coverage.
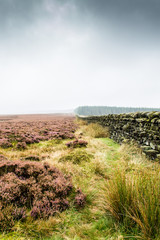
[101,139,160,240]
[59,149,93,164]
[100,138,120,150]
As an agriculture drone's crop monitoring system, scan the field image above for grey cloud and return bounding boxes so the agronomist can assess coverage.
[1,0,160,28]
[0,0,72,35]
[0,0,159,114]
[76,0,160,45]
[1,0,160,41]
[77,0,160,25]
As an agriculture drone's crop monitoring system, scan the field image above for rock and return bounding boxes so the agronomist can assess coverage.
[141,146,151,151]
[156,154,160,161]
[150,142,156,150]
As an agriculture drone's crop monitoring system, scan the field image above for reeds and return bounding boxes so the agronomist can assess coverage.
[104,168,160,239]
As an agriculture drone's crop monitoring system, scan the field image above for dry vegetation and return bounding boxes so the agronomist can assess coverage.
[78,122,109,138]
[0,116,159,240]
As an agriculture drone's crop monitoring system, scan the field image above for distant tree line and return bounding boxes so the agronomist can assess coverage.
[75,106,160,116]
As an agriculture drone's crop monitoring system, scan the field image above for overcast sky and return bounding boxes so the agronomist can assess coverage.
[0,0,160,114]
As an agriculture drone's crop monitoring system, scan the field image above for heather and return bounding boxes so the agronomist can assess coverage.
[66,139,88,148]
[0,116,76,150]
[0,159,86,232]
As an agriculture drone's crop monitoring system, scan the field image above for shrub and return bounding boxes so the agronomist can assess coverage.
[31,198,69,219]
[59,149,93,164]
[12,206,27,221]
[74,189,86,208]
[0,139,13,148]
[0,159,86,231]
[66,139,88,148]
[16,142,27,150]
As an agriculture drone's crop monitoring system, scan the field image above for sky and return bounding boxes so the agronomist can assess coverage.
[0,0,160,114]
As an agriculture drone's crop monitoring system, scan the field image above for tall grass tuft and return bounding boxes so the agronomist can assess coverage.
[104,168,160,239]
[83,123,109,138]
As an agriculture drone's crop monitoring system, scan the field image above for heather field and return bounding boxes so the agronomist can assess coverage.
[0,115,76,149]
[0,115,159,240]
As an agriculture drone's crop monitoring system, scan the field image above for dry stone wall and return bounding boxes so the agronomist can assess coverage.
[78,112,160,160]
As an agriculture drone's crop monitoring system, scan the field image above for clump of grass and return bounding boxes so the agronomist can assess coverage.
[91,159,109,178]
[0,205,15,232]
[12,216,60,239]
[104,168,160,239]
[83,123,109,138]
[119,143,142,158]
[104,170,135,222]
[75,118,88,126]
[59,149,93,164]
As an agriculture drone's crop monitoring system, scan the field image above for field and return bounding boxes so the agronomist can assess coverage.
[0,115,159,240]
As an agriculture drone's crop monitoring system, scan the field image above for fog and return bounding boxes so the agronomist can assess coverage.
[0,0,160,114]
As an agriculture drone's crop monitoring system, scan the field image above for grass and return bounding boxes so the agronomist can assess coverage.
[104,168,160,239]
[101,138,120,150]
[0,122,159,240]
[79,122,109,138]
[59,149,93,164]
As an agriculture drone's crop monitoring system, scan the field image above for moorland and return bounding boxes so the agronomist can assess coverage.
[0,115,159,240]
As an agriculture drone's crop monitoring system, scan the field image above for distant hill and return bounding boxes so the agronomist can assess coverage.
[75,106,160,116]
